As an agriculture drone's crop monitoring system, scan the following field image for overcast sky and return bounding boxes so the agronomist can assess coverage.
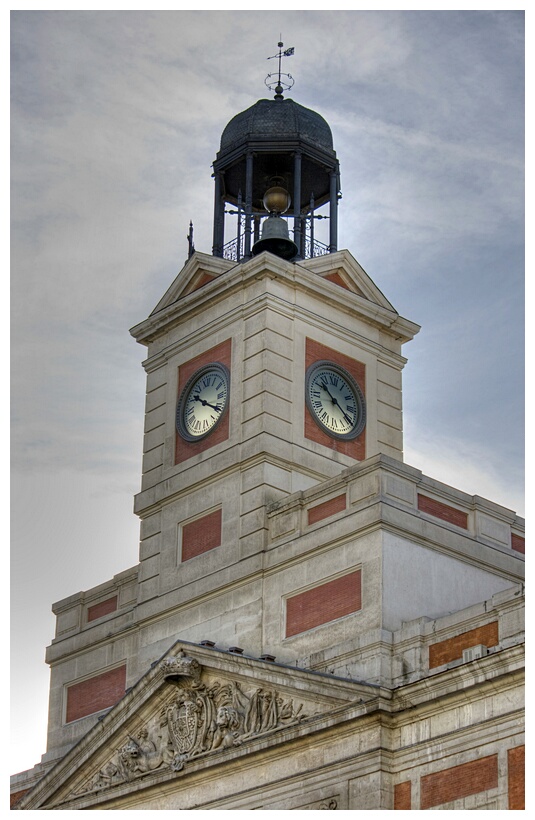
[10,9,524,776]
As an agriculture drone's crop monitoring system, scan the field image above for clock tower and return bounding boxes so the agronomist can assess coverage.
[121,73,423,677]
[14,54,524,811]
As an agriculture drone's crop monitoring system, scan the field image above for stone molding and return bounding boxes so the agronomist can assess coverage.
[267,454,525,570]
[17,643,379,810]
[131,250,420,352]
[15,640,523,810]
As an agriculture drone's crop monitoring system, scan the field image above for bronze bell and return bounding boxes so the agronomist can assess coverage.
[252,214,299,261]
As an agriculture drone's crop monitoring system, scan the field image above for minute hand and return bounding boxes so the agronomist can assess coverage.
[321,384,353,426]
[193,395,221,412]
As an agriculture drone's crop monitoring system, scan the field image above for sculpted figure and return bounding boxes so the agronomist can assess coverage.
[74,667,308,797]
[89,761,122,791]
[118,730,166,778]
[244,688,278,734]
[320,799,338,809]
[136,728,157,756]
[211,705,242,750]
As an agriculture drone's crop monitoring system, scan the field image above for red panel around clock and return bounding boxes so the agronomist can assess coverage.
[305,338,366,459]
[175,339,232,465]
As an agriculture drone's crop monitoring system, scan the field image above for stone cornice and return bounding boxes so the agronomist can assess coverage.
[390,643,524,714]
[25,644,523,810]
[139,288,410,376]
[130,251,419,349]
[19,641,383,810]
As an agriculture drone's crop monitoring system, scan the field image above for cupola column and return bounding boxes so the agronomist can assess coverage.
[293,151,302,258]
[213,91,339,262]
[244,152,254,258]
[329,169,338,253]
[212,172,225,257]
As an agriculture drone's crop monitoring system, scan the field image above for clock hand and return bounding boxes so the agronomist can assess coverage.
[330,399,353,426]
[320,385,353,426]
[321,385,345,413]
[320,384,336,403]
[193,395,221,412]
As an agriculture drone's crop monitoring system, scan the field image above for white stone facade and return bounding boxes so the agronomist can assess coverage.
[12,250,524,810]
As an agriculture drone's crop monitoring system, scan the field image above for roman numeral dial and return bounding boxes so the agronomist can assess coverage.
[305,361,365,441]
[176,363,230,442]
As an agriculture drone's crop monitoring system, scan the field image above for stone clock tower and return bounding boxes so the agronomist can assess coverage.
[13,63,524,811]
[125,90,420,674]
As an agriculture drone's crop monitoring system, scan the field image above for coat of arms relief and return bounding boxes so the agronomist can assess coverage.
[75,650,307,796]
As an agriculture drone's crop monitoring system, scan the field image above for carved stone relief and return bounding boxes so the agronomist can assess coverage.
[74,651,307,796]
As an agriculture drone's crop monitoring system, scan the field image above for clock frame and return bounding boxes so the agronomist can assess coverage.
[176,363,230,442]
[305,360,366,441]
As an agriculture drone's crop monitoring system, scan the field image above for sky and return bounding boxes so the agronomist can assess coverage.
[10,9,524,777]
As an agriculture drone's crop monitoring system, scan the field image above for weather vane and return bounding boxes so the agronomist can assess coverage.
[265,39,295,99]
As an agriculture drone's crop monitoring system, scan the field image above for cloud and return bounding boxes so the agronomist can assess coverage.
[404,429,524,518]
[10,10,524,776]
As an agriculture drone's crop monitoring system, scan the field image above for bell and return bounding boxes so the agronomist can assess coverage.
[252,214,298,261]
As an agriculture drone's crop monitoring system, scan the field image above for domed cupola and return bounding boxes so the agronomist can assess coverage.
[220,98,334,154]
[211,43,341,262]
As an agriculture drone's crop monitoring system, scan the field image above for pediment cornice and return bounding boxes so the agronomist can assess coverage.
[130,250,419,348]
[18,641,380,810]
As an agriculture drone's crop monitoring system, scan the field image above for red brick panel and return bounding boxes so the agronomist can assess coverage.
[305,339,366,460]
[10,789,29,809]
[66,665,126,723]
[181,508,222,562]
[87,596,118,623]
[394,781,411,810]
[286,570,361,638]
[420,754,498,809]
[307,493,346,526]
[188,272,215,294]
[175,339,232,465]
[323,272,352,291]
[429,621,498,668]
[508,745,525,809]
[417,494,468,529]
[511,534,525,554]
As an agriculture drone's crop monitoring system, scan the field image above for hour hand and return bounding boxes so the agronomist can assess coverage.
[321,385,344,415]
[321,384,336,402]
[193,395,221,412]
[324,395,352,426]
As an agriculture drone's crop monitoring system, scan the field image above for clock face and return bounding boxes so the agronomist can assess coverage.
[305,361,365,440]
[176,363,230,442]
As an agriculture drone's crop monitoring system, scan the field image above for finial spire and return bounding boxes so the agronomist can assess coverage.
[266,40,294,99]
[187,221,195,259]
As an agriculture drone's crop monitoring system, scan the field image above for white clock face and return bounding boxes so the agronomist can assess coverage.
[305,361,365,440]
[176,364,230,442]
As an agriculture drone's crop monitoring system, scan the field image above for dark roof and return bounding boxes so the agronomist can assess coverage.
[220,98,334,154]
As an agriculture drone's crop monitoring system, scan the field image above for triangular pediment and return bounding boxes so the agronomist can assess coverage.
[298,249,397,311]
[149,252,237,316]
[130,248,419,348]
[19,641,378,810]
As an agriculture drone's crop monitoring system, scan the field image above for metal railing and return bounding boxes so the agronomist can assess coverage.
[222,220,330,262]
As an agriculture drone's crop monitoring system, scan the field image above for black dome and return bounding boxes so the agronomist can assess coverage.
[211,94,340,259]
[220,98,334,154]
